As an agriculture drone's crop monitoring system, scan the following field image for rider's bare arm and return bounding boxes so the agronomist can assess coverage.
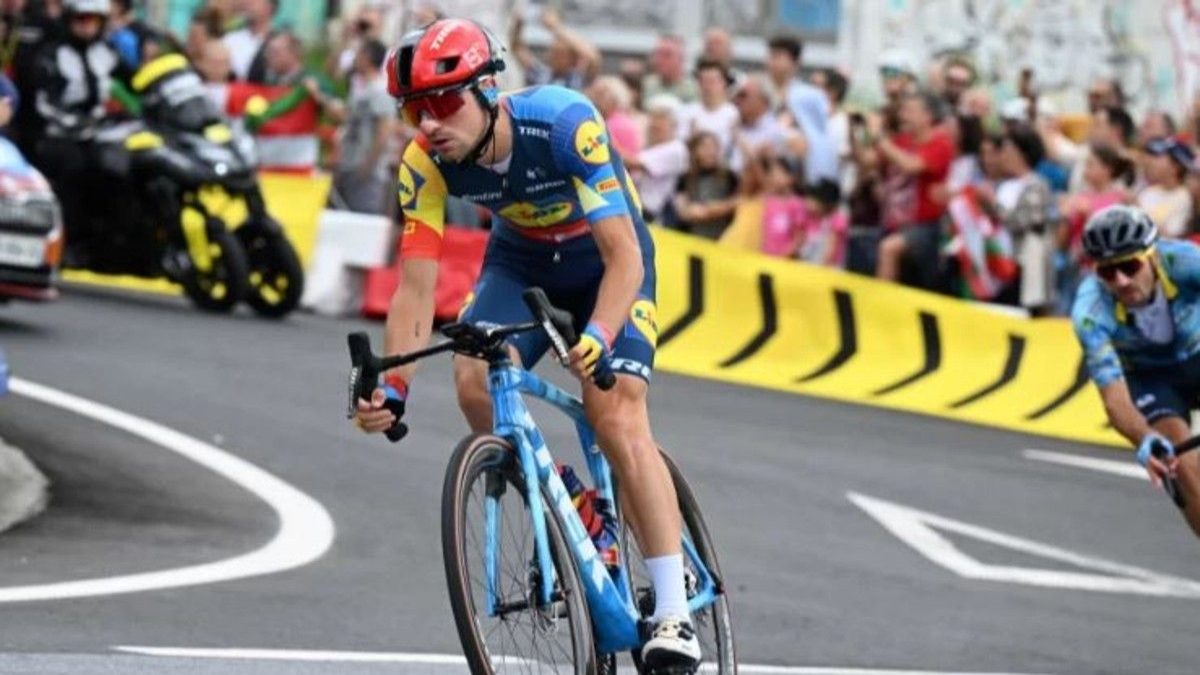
[384,257,439,384]
[588,215,644,336]
[386,138,449,384]
[1098,379,1156,445]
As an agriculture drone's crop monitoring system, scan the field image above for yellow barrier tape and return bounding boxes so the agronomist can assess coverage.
[651,228,1124,448]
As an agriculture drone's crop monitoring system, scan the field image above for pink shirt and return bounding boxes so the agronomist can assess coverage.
[760,196,807,257]
[606,111,643,158]
[797,207,849,267]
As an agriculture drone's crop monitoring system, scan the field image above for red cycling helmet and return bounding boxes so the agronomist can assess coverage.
[386,18,506,102]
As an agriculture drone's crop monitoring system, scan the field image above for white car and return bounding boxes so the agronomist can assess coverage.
[0,136,61,302]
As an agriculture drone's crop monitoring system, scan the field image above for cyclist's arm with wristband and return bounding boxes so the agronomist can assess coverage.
[355,141,447,437]
[581,212,644,355]
[554,103,643,380]
[1074,308,1176,481]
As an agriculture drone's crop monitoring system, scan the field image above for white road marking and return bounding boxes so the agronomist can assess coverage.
[115,646,469,665]
[848,492,1200,598]
[113,647,1053,674]
[2,377,335,602]
[1022,449,1146,480]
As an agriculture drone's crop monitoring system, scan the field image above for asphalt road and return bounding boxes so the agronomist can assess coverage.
[0,288,1196,674]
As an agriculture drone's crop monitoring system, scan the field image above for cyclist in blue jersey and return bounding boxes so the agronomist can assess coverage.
[351,18,701,670]
[1072,205,1200,536]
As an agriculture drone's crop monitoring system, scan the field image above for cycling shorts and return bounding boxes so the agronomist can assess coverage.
[1126,352,1200,423]
[459,228,658,382]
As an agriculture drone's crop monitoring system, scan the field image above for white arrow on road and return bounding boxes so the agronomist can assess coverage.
[848,492,1200,598]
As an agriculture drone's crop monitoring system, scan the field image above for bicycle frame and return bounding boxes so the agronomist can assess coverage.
[481,355,721,655]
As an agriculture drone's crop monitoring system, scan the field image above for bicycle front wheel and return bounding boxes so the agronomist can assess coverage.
[442,433,598,675]
[622,449,737,674]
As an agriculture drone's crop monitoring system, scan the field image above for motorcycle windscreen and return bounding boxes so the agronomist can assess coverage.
[143,70,223,132]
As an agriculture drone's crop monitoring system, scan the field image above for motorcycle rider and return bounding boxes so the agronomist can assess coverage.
[2,0,65,157]
[33,0,117,266]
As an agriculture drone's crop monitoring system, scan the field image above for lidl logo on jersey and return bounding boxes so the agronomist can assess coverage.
[574,119,610,165]
[397,164,424,209]
[627,299,658,346]
[498,201,574,228]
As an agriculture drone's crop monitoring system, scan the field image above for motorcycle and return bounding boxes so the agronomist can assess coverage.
[74,53,303,316]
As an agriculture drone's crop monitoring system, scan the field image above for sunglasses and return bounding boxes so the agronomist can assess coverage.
[1096,253,1149,282]
[399,88,468,126]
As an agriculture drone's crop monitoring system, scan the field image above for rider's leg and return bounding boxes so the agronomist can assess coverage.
[453,355,493,434]
[583,377,685,611]
[585,376,701,667]
[1153,415,1200,538]
[453,254,546,435]
[453,347,527,435]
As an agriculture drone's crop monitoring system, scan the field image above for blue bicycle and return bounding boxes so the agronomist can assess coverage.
[348,288,735,674]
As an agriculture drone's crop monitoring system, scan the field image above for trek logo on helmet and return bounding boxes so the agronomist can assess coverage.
[430,22,456,51]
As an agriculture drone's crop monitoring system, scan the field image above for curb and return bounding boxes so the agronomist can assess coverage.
[0,436,49,535]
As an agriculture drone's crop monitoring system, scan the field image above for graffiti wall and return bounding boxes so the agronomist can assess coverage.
[839,0,1200,117]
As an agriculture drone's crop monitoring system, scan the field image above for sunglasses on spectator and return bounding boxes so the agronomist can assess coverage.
[1096,251,1151,282]
[946,76,973,88]
[399,88,469,126]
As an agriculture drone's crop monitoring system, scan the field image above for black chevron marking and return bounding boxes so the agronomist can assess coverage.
[657,256,704,348]
[949,334,1026,409]
[719,274,777,368]
[873,312,941,396]
[796,290,857,382]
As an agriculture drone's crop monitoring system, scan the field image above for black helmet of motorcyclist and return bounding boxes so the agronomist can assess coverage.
[63,0,111,47]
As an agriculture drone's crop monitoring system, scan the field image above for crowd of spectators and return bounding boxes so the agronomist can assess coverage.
[4,1,1200,316]
[495,9,1200,316]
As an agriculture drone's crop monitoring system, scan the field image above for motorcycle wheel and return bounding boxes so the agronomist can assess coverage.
[236,222,304,319]
[180,228,249,313]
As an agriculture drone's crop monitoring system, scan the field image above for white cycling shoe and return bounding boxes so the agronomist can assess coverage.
[640,615,701,673]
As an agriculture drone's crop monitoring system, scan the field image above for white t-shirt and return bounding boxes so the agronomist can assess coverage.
[634,139,688,218]
[677,101,739,156]
[728,113,786,173]
[1130,287,1175,345]
[224,28,266,81]
[1138,185,1194,238]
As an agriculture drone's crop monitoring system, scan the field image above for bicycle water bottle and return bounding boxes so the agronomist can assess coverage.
[557,464,621,571]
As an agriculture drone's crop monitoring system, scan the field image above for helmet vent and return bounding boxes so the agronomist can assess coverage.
[435,57,461,75]
[398,45,415,89]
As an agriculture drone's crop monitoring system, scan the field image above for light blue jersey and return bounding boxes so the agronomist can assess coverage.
[1071,239,1200,387]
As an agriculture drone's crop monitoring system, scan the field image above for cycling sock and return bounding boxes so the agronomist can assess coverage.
[645,553,689,621]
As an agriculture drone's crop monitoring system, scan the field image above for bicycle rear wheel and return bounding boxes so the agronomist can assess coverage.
[442,433,598,675]
[621,449,737,674]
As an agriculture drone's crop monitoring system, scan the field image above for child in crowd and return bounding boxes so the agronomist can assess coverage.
[668,131,740,239]
[758,154,847,266]
[795,178,848,267]
[758,154,806,257]
[1055,144,1134,310]
[1059,144,1134,259]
